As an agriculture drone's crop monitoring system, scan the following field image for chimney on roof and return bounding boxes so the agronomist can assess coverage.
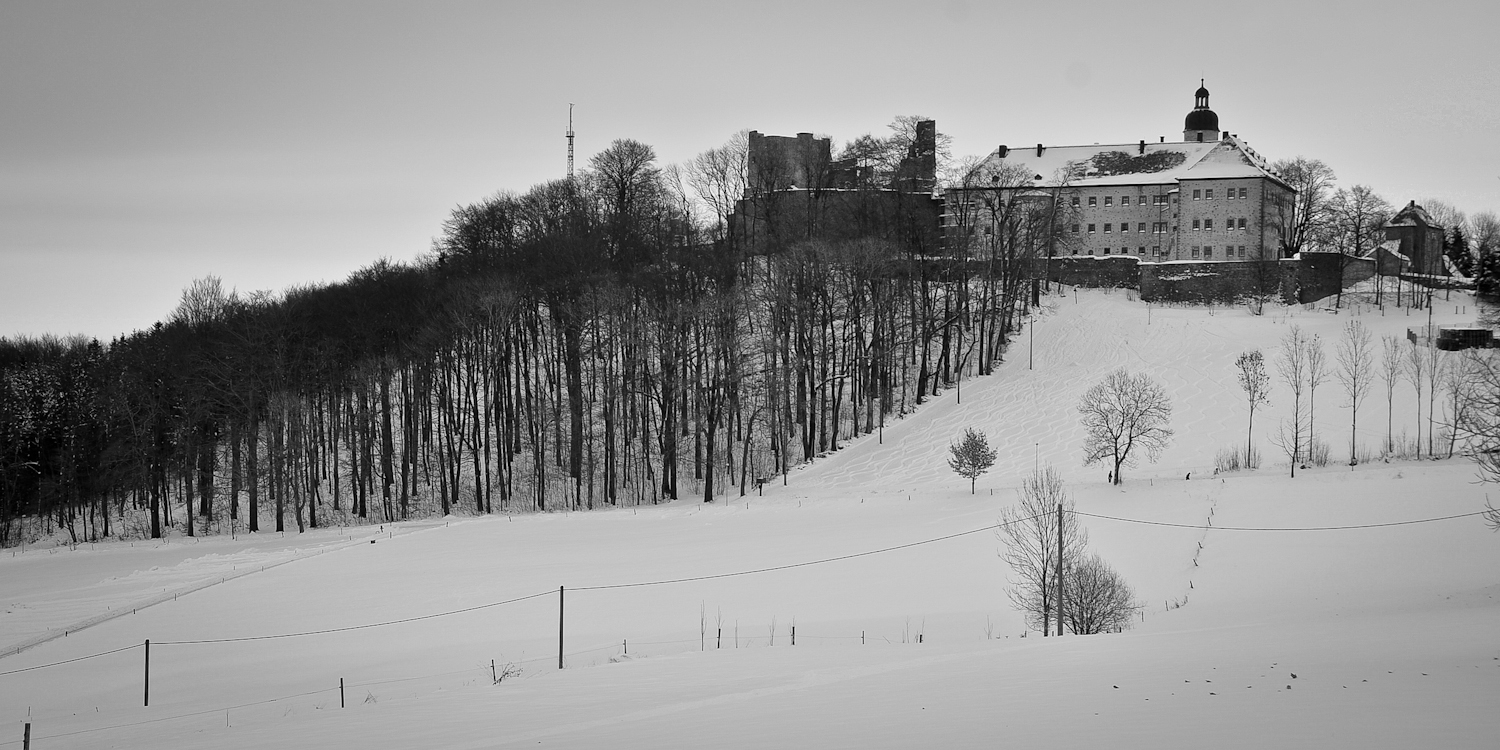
[1160,136,1165,143]
[1036,143,1044,157]
[998,145,1008,157]
[1139,140,1146,155]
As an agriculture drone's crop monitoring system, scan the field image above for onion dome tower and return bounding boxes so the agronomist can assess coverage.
[1183,80,1220,142]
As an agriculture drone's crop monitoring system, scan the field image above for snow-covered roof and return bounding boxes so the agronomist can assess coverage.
[967,135,1288,191]
[1385,201,1442,230]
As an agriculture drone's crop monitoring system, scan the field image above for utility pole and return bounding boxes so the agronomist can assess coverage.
[1056,503,1065,637]
[566,104,575,181]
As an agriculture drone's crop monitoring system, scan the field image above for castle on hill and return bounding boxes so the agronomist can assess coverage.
[944,82,1296,264]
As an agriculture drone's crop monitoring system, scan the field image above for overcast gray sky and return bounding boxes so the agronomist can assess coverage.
[3,0,1497,340]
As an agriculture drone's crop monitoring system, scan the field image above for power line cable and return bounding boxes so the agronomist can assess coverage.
[0,685,336,747]
[156,590,555,645]
[572,511,1050,591]
[1073,508,1492,531]
[0,643,138,678]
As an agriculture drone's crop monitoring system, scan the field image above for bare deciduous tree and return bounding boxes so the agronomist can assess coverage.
[1441,350,1478,459]
[998,468,1087,636]
[1078,369,1173,485]
[1306,333,1328,464]
[1405,340,1427,457]
[1379,336,1404,454]
[1323,185,1391,308]
[1063,553,1140,635]
[1456,351,1500,493]
[1335,321,1373,464]
[1236,350,1271,469]
[1269,157,1337,258]
[1274,326,1310,475]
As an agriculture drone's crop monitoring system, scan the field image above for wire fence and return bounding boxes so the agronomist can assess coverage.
[1,506,1491,747]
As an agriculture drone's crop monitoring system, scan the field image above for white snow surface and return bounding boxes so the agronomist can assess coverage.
[2,289,1497,749]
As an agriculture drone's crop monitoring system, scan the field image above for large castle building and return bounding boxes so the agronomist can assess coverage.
[945,83,1295,263]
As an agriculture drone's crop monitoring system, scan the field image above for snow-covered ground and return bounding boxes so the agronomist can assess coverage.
[2,289,1497,749]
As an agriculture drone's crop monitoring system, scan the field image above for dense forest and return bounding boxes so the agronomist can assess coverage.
[0,124,1064,546]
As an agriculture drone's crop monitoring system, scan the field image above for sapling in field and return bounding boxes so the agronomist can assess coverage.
[1335,321,1373,465]
[1236,350,1271,469]
[948,428,997,494]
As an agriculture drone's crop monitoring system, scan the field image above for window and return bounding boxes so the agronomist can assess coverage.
[1238,218,1247,231]
[1102,247,1110,255]
[1204,246,1213,258]
[1071,224,1080,233]
[1121,196,1131,206]
[1088,196,1097,207]
[1104,196,1113,207]
[1193,189,1202,200]
[1238,246,1246,257]
[1071,247,1078,255]
[1192,219,1201,230]
[1192,246,1200,258]
[1088,223,1096,233]
[1071,196,1081,207]
[1104,223,1112,233]
[1206,189,1214,200]
[1227,188,1235,201]
[1204,218,1214,231]
[1152,246,1161,256]
[1138,222,1147,233]
[1239,187,1248,199]
[1138,246,1146,255]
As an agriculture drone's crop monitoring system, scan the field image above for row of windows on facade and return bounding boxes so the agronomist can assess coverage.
[1072,218,1250,234]
[1073,194,1171,207]
[1070,187,1250,208]
[1069,245,1251,258]
[1193,187,1249,201]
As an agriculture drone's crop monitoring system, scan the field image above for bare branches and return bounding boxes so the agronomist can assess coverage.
[1380,336,1404,454]
[1236,350,1271,469]
[1335,321,1373,464]
[1064,554,1141,635]
[1079,369,1173,485]
[998,468,1087,634]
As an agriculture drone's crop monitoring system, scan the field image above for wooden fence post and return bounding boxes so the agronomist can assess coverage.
[143,639,150,707]
[340,678,345,708]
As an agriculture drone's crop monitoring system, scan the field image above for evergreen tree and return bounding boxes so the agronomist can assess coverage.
[948,428,997,494]
[1446,226,1474,277]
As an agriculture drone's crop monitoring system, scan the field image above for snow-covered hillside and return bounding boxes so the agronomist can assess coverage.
[2,289,1497,749]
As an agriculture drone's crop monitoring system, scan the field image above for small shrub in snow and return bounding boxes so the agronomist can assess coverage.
[1215,447,1240,473]
[1309,440,1330,467]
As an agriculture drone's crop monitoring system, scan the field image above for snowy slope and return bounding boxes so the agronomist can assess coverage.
[1,289,1497,749]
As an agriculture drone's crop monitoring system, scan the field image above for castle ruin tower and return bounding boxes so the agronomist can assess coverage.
[1183,80,1220,143]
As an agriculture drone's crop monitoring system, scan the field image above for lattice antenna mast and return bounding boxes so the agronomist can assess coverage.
[566,103,575,181]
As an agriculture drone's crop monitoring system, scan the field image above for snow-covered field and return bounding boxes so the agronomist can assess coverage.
[2,289,1497,749]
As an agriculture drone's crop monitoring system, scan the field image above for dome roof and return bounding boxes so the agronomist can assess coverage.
[1185,108,1219,131]
[1195,84,1210,99]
